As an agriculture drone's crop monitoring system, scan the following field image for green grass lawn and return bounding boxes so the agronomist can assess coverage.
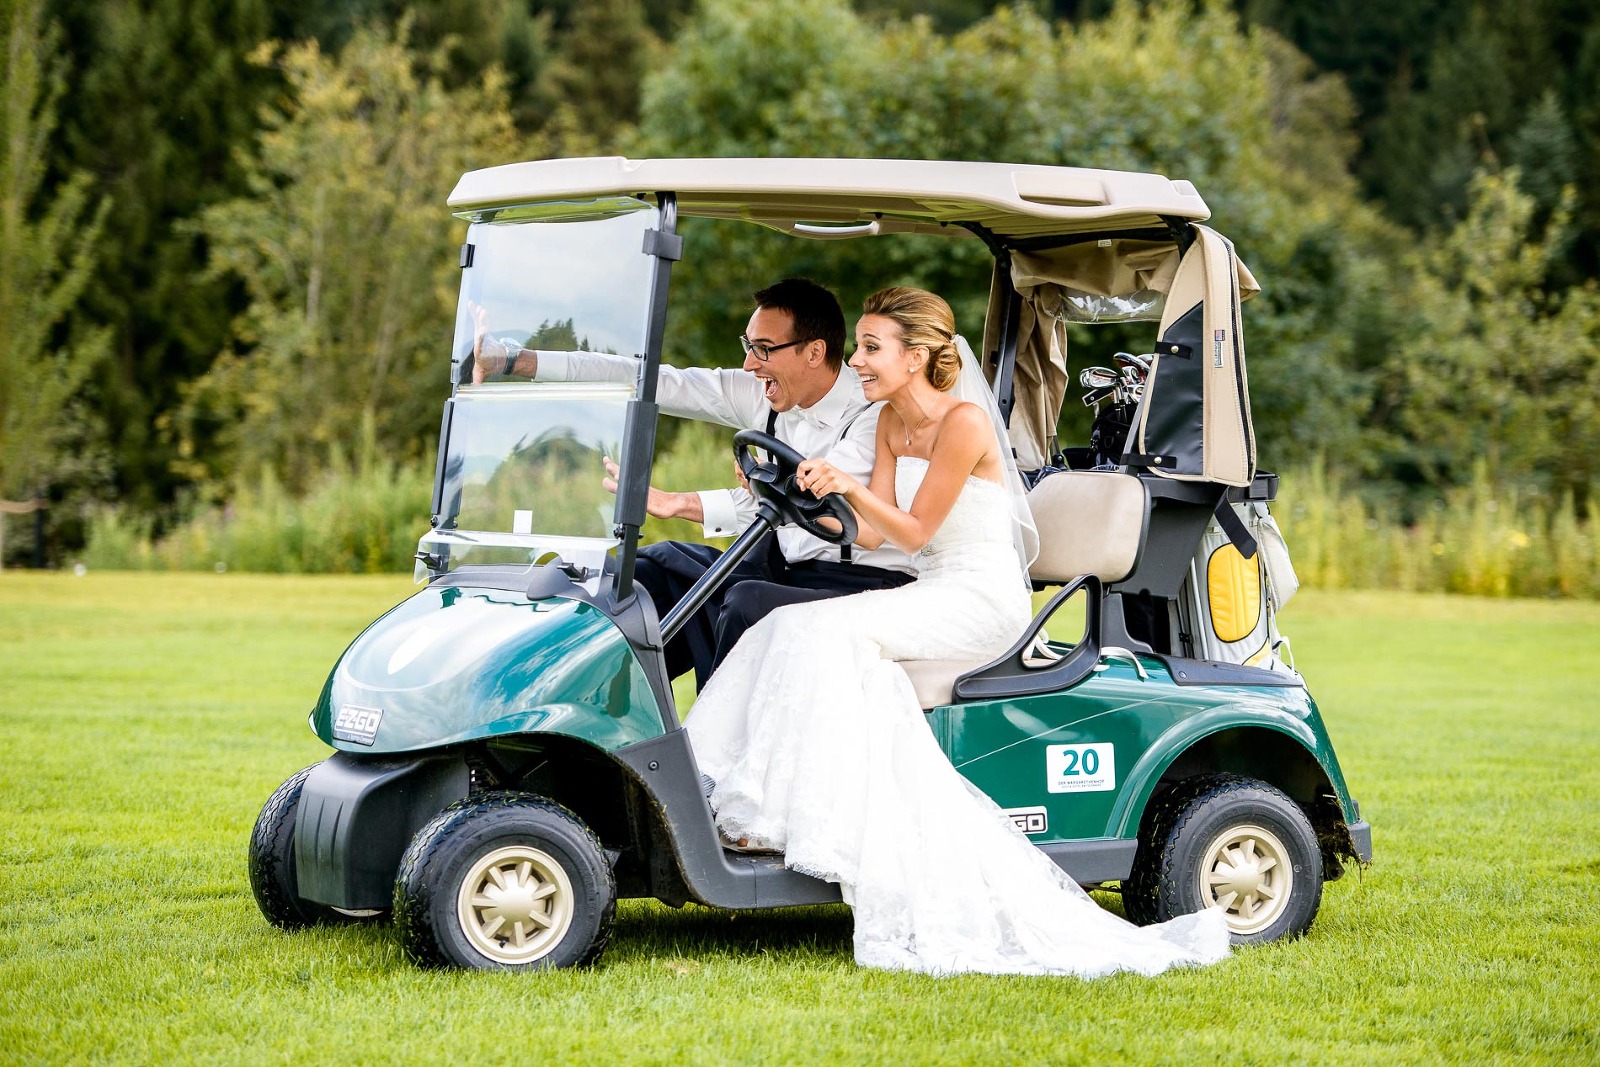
[2,573,1597,1064]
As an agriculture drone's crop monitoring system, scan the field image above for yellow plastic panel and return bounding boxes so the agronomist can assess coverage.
[1207,545,1262,644]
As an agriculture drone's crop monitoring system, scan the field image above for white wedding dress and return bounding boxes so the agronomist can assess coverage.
[687,458,1232,977]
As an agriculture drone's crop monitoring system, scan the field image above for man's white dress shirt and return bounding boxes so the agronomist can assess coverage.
[536,350,915,575]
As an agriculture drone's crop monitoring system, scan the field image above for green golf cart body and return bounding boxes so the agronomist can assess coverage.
[250,157,1371,971]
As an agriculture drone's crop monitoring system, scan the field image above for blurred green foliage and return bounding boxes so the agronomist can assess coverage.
[45,0,292,515]
[1389,171,1600,501]
[0,0,111,541]
[172,23,517,493]
[88,430,1600,601]
[641,0,1392,473]
[8,0,1600,571]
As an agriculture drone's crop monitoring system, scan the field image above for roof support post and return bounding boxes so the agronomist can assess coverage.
[613,193,680,603]
[991,251,1023,429]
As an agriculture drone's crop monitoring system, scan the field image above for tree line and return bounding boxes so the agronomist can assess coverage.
[3,0,1598,566]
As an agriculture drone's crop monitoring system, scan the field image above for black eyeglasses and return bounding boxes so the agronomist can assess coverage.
[739,335,810,362]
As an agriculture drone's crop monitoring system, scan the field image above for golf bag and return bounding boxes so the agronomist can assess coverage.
[1175,499,1299,672]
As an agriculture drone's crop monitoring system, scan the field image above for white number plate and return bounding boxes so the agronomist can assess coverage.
[1046,743,1116,793]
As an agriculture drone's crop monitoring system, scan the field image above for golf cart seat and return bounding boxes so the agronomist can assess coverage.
[900,470,1150,709]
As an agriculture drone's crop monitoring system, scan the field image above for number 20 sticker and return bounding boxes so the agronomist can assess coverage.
[1046,743,1116,793]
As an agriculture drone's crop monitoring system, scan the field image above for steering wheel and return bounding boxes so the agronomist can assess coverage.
[733,430,858,546]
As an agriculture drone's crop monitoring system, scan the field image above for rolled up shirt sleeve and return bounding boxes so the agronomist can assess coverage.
[539,351,770,539]
[533,350,631,385]
[697,487,757,539]
[535,351,765,430]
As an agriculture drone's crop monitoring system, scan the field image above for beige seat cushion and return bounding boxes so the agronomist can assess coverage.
[900,658,989,710]
[898,472,1148,710]
[1027,471,1148,585]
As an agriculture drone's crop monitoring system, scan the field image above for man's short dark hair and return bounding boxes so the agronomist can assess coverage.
[753,278,846,370]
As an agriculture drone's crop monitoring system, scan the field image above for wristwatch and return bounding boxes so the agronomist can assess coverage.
[497,337,522,376]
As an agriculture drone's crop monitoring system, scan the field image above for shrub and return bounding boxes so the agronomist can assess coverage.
[1276,460,1597,599]
[85,424,1600,600]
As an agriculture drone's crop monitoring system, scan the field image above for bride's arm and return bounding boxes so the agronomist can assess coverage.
[821,412,901,550]
[798,403,991,555]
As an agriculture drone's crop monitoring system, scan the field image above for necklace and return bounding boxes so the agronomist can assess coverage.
[902,408,927,447]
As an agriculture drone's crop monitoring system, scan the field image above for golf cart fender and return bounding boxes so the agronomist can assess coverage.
[294,751,470,910]
[311,584,667,754]
[610,731,841,910]
[1106,697,1350,841]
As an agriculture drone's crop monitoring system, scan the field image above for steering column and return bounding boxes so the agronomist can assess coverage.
[659,430,857,643]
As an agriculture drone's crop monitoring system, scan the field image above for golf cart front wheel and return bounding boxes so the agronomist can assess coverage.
[393,792,615,971]
[1123,774,1323,944]
[248,764,378,929]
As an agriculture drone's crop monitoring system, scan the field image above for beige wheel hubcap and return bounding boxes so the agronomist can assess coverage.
[456,845,575,964]
[1198,823,1293,936]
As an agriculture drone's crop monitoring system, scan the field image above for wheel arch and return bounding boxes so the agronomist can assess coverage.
[1111,715,1361,878]
[476,733,634,853]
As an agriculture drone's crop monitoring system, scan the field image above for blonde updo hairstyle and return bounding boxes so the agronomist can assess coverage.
[861,287,962,392]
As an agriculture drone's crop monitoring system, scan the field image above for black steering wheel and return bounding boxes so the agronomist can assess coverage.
[733,430,858,546]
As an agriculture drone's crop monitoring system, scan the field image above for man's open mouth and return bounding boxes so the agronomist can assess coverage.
[758,376,778,399]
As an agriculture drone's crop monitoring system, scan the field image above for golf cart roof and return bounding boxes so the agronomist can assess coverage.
[448,156,1210,241]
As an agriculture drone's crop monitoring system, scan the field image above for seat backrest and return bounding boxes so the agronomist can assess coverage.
[1026,470,1149,585]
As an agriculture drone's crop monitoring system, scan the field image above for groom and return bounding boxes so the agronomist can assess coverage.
[478,278,916,685]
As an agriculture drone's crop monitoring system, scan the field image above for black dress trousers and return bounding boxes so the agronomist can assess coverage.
[631,537,912,688]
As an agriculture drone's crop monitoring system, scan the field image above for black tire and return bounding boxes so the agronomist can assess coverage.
[248,764,378,929]
[392,792,615,971]
[1123,773,1323,944]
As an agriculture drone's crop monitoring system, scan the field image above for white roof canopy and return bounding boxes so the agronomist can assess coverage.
[448,157,1210,241]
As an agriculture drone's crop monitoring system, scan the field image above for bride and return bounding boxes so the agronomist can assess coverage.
[686,287,1230,978]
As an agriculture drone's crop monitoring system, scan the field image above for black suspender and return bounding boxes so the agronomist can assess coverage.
[765,405,861,563]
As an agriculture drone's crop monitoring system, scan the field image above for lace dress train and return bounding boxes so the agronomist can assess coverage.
[686,459,1231,977]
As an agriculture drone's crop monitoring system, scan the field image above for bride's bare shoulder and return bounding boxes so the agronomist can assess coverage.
[937,401,992,442]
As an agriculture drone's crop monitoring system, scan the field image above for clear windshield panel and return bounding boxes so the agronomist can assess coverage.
[451,198,659,384]
[418,382,630,580]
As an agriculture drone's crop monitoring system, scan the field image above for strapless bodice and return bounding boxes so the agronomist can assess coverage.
[895,456,1021,575]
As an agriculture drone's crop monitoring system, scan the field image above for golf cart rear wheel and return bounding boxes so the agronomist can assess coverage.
[393,792,615,971]
[1123,774,1322,944]
[248,764,378,929]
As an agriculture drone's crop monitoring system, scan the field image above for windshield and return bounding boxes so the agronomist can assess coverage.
[421,198,662,581]
[419,383,630,581]
[449,197,659,378]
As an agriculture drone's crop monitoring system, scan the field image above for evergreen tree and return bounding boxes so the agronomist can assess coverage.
[0,0,110,558]
[313,0,658,146]
[1256,0,1600,278]
[393,0,559,132]
[179,24,519,489]
[543,0,655,145]
[48,0,286,513]
[1389,170,1600,503]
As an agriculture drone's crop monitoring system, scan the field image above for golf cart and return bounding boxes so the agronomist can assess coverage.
[248,157,1371,971]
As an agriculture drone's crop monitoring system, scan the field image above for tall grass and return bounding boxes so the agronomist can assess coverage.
[80,421,737,574]
[81,447,433,574]
[83,431,1600,598]
[1278,458,1599,599]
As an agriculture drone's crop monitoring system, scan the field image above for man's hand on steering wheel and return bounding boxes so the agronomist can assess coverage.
[795,458,860,501]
